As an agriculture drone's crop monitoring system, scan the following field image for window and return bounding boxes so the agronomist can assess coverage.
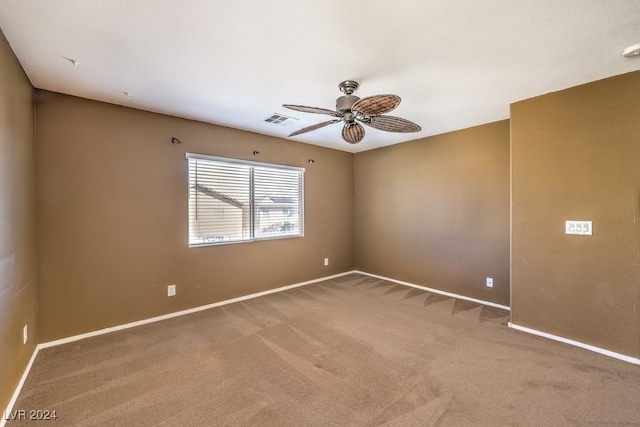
[187,153,304,246]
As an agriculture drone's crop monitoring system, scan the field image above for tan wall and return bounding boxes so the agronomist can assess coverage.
[354,121,510,306]
[0,31,38,410]
[511,71,640,358]
[35,91,354,342]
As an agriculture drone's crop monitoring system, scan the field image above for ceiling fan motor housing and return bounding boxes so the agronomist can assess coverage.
[336,95,360,114]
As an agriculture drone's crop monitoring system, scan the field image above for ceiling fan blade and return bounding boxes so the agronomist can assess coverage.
[364,115,421,133]
[352,95,401,116]
[342,122,365,144]
[288,119,341,137]
[282,104,338,116]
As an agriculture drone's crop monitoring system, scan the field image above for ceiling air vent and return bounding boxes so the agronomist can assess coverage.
[264,113,297,126]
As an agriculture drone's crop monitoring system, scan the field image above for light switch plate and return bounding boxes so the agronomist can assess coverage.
[565,220,592,235]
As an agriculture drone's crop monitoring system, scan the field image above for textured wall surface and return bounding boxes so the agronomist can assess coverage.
[0,30,38,412]
[354,121,510,306]
[511,71,640,358]
[35,91,354,342]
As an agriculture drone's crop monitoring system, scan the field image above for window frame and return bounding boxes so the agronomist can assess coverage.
[186,152,305,247]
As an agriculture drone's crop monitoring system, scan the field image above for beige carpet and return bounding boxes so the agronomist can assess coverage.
[7,273,640,426]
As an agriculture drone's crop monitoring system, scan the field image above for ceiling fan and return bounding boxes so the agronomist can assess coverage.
[283,80,421,144]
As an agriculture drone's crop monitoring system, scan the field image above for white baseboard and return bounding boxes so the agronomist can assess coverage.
[355,270,511,311]
[1,345,40,427]
[508,322,640,366]
[40,271,357,349]
[40,270,508,350]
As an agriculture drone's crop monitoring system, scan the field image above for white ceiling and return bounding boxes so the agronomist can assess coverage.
[1,1,639,153]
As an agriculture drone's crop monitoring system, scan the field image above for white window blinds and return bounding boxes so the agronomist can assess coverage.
[187,153,304,246]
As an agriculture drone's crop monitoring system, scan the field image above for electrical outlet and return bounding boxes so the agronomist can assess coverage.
[23,325,28,344]
[167,284,176,297]
[486,278,494,288]
[324,258,329,266]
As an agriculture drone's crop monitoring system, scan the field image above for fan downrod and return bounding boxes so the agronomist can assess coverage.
[338,80,359,95]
